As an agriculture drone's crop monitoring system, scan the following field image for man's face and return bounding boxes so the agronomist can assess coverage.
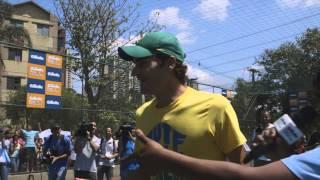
[131,129,136,137]
[261,111,271,125]
[106,128,112,138]
[51,127,61,137]
[27,125,32,131]
[91,122,97,133]
[131,56,171,95]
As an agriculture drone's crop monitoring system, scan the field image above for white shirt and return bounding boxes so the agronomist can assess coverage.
[98,137,118,167]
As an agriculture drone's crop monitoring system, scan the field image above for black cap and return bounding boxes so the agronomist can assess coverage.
[51,124,61,129]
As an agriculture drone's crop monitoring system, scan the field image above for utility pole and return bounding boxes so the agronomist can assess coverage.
[248,67,259,84]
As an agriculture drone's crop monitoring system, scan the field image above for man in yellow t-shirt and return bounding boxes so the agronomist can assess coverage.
[118,32,246,180]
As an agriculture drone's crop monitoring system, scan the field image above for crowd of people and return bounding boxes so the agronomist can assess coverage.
[0,121,140,180]
[0,124,44,176]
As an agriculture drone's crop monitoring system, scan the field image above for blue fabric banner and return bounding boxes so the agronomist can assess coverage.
[46,67,62,82]
[27,79,45,94]
[45,95,61,109]
[29,50,46,65]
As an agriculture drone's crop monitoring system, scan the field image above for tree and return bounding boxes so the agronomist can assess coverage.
[6,87,86,131]
[232,28,320,137]
[55,0,160,117]
[257,28,320,112]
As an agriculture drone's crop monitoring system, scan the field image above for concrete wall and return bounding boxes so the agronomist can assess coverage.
[9,165,120,180]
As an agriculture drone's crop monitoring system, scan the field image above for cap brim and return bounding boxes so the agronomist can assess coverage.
[118,45,154,61]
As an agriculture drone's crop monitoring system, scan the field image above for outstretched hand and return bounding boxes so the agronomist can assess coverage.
[252,127,294,160]
[135,129,167,175]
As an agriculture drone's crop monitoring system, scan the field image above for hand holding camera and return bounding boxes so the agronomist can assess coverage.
[245,106,317,163]
[76,121,95,140]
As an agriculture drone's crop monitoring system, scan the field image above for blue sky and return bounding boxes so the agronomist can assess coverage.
[9,0,320,92]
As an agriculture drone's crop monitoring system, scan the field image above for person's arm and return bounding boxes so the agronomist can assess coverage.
[89,137,100,152]
[135,129,296,180]
[42,139,48,155]
[52,136,72,163]
[111,140,119,158]
[212,100,247,164]
[110,151,119,159]
[51,154,68,164]
[74,137,83,154]
[65,137,72,156]
[227,145,246,164]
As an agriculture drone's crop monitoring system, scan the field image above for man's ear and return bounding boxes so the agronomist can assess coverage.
[167,56,177,70]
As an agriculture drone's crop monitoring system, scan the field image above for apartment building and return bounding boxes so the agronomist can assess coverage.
[0,1,71,102]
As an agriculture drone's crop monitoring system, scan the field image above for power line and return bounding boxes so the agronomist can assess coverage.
[217,67,248,75]
[195,81,234,91]
[0,102,135,114]
[191,63,238,81]
[190,55,257,69]
[186,12,320,54]
[187,31,303,64]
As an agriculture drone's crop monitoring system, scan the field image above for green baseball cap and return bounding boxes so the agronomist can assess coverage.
[118,32,185,62]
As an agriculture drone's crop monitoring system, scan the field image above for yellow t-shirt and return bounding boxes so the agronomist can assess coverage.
[136,87,246,179]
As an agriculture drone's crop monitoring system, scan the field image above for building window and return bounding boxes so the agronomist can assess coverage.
[7,77,21,90]
[10,20,23,28]
[37,24,49,37]
[8,48,22,61]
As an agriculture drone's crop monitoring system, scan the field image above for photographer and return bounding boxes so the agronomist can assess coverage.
[118,124,139,180]
[74,121,100,180]
[42,124,71,180]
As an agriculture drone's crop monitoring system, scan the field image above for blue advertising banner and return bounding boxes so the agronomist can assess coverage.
[45,95,61,109]
[46,67,62,82]
[27,79,45,94]
[29,50,46,65]
[27,50,63,109]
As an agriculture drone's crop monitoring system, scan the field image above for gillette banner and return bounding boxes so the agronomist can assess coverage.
[27,50,63,109]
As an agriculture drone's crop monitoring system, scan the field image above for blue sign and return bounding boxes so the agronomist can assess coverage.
[27,79,45,94]
[46,67,62,82]
[29,50,46,65]
[45,95,61,109]
[221,89,227,96]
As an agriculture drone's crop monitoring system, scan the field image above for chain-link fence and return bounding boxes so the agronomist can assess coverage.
[0,103,136,174]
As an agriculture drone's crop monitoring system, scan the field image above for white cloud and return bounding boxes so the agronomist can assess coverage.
[150,7,190,30]
[114,35,142,47]
[110,35,142,53]
[305,0,320,6]
[187,64,230,86]
[193,0,231,21]
[149,7,196,45]
[176,31,196,45]
[187,64,213,84]
[277,0,320,8]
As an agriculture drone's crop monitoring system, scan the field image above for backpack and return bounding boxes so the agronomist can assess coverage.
[99,137,117,154]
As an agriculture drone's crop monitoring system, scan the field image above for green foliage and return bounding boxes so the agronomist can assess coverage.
[257,28,320,112]
[233,28,320,138]
[6,87,87,131]
[55,0,161,114]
